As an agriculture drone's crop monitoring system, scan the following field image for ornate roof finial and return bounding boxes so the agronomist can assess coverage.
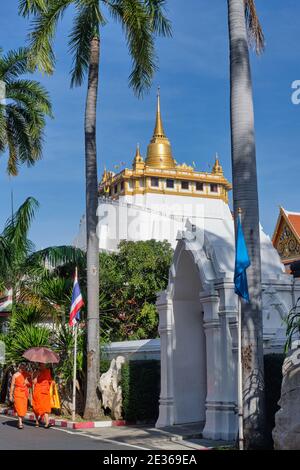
[153,86,165,138]
[212,152,223,175]
[132,142,144,169]
[145,89,175,169]
[134,142,142,161]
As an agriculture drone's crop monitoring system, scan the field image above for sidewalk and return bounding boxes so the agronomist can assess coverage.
[0,406,126,429]
[72,422,235,450]
[0,406,234,450]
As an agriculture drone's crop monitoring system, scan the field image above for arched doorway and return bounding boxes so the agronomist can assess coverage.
[172,248,207,425]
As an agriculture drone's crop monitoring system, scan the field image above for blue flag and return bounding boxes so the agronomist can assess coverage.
[234,216,251,302]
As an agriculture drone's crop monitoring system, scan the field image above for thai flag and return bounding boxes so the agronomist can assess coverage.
[69,270,84,326]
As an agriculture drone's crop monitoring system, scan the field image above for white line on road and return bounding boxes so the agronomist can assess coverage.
[2,415,149,450]
[53,426,150,450]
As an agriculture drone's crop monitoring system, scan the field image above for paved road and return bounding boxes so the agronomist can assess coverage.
[0,416,147,450]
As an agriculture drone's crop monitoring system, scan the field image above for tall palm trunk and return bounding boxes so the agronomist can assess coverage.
[228,0,265,448]
[83,36,100,419]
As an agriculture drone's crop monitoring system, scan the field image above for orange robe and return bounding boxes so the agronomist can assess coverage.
[32,369,52,417]
[13,373,30,418]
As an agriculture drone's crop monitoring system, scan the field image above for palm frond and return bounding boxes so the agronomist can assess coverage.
[27,245,86,269]
[69,2,104,87]
[0,48,30,83]
[19,0,48,17]
[144,0,172,37]
[0,49,52,173]
[106,0,156,97]
[10,304,48,330]
[6,123,20,176]
[7,79,53,118]
[28,0,74,74]
[0,104,7,153]
[5,104,37,174]
[245,0,265,54]
[2,197,39,257]
[6,324,51,364]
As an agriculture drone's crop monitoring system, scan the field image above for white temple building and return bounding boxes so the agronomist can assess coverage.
[74,93,300,441]
[73,92,232,252]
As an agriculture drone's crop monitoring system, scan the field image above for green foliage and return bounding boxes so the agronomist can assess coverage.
[52,325,85,388]
[0,197,39,289]
[0,47,52,175]
[121,360,160,422]
[264,353,285,449]
[100,358,111,375]
[0,197,86,323]
[9,304,47,330]
[284,297,300,353]
[24,0,171,96]
[99,240,173,341]
[6,324,51,365]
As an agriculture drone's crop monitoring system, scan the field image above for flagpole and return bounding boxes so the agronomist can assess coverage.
[72,323,78,422]
[71,267,78,422]
[237,295,244,450]
[236,208,244,450]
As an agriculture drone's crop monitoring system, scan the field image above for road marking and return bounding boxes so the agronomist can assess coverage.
[53,426,150,450]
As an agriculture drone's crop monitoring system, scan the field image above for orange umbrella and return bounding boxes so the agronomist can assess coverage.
[23,347,59,364]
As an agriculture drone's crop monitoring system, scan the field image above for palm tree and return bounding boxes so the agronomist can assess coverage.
[0,47,52,175]
[23,0,171,419]
[228,0,265,448]
[0,196,85,311]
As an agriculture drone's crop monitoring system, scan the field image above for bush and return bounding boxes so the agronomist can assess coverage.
[121,360,160,422]
[100,358,111,375]
[264,353,285,449]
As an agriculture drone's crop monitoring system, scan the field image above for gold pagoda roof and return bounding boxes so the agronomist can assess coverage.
[98,91,232,204]
[145,90,176,170]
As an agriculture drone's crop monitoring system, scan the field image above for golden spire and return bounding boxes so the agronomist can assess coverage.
[153,87,165,137]
[132,143,145,170]
[212,152,223,175]
[134,143,142,161]
[145,88,175,169]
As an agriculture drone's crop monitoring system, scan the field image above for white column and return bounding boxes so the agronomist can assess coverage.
[156,291,175,428]
[201,290,236,441]
[218,281,239,440]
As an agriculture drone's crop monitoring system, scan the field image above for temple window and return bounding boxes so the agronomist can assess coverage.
[166,179,174,189]
[139,179,145,188]
[181,180,189,190]
[114,184,118,194]
[210,184,218,193]
[151,177,159,187]
[128,180,133,190]
[120,181,124,191]
[196,182,204,191]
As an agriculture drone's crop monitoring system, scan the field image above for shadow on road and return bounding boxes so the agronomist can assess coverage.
[1,419,39,428]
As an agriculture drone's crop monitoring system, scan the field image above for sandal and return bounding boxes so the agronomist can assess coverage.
[44,424,52,429]
[17,424,24,429]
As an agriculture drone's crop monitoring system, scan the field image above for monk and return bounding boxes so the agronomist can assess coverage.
[9,363,31,429]
[32,363,52,428]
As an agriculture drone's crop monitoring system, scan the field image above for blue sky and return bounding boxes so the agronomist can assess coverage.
[0,0,299,249]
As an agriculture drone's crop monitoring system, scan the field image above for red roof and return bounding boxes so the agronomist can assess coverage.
[287,212,300,239]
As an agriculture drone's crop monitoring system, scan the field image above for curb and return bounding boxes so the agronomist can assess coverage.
[0,407,134,429]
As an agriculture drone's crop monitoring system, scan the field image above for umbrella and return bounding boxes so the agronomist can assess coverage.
[23,347,60,364]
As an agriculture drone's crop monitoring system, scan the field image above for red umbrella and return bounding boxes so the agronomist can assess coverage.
[23,347,60,364]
